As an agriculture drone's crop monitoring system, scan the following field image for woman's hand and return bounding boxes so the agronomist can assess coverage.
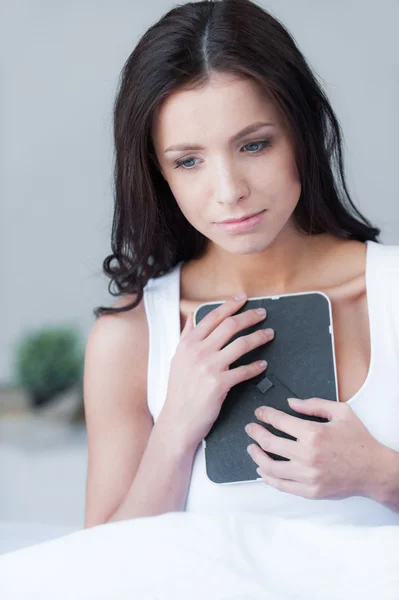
[159,294,275,452]
[245,397,384,500]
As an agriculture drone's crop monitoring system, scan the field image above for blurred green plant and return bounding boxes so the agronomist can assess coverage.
[13,326,84,407]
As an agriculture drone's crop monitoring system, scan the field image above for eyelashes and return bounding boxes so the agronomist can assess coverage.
[174,139,272,171]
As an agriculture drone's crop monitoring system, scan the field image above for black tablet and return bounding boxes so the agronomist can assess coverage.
[193,292,338,484]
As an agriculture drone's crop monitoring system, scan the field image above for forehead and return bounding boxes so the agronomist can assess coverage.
[152,73,281,148]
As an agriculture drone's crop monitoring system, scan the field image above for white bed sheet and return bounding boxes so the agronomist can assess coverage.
[1,512,398,600]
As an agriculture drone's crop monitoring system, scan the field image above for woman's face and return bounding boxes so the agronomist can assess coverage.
[152,72,302,256]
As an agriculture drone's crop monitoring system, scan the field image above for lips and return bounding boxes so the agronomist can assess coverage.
[217,210,265,224]
[216,209,266,234]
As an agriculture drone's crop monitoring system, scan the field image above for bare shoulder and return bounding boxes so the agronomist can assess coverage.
[84,293,149,415]
[89,293,147,345]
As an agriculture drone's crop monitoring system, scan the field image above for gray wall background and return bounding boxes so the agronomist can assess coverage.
[1,0,398,383]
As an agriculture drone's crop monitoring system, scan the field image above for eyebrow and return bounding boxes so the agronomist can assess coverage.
[164,121,276,153]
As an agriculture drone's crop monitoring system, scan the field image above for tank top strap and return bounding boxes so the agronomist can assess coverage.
[366,240,399,352]
[143,262,183,419]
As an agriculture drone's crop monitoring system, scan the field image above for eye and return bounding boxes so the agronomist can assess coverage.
[174,139,272,171]
[175,156,198,170]
[243,140,271,153]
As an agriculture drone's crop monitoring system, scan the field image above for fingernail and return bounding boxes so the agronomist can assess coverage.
[255,408,263,418]
[287,397,301,404]
[235,292,246,300]
[245,424,252,435]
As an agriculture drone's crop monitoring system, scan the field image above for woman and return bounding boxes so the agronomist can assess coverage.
[1,3,399,599]
[84,0,399,529]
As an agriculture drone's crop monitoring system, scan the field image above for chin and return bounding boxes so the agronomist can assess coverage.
[221,235,275,256]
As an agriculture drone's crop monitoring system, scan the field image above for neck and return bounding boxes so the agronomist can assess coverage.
[197,231,339,299]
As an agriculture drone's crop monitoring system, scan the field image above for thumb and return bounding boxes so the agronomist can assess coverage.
[287,397,337,421]
[180,311,194,339]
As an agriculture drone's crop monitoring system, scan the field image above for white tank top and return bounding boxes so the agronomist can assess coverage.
[143,240,399,526]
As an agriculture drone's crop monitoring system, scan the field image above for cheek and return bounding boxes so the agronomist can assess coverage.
[275,170,301,210]
[265,152,301,211]
[173,192,201,222]
[168,175,210,226]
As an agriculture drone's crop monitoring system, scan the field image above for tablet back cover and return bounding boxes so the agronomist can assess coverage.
[194,293,338,484]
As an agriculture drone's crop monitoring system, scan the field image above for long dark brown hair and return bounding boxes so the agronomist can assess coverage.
[94,0,379,318]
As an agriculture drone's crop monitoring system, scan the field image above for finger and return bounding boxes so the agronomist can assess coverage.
[192,294,248,341]
[256,470,314,498]
[245,422,300,461]
[218,326,274,367]
[180,312,194,340]
[288,397,341,421]
[224,359,268,388]
[246,443,297,479]
[255,406,316,440]
[204,304,269,352]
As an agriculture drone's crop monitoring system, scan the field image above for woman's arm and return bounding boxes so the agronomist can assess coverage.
[107,415,197,523]
[366,445,399,513]
[83,297,196,528]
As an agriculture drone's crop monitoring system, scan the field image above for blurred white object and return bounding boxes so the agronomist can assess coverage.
[1,512,398,600]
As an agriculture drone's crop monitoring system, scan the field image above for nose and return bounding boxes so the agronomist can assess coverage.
[214,158,249,206]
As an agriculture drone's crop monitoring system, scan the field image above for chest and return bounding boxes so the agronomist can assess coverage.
[180,290,371,405]
[330,291,370,402]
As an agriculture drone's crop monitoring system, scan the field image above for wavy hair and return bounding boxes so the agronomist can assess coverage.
[94,0,379,317]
